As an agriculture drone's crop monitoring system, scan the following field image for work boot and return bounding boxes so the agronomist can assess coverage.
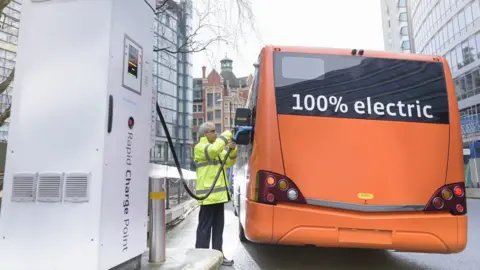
[222,257,234,266]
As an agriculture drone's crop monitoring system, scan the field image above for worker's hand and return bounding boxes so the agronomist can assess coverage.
[227,142,237,149]
[221,130,233,141]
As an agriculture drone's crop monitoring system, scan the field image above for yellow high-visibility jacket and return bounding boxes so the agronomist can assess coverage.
[194,130,238,205]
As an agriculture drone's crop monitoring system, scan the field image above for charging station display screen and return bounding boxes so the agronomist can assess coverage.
[127,45,139,78]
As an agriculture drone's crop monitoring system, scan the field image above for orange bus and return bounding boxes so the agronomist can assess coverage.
[231,45,468,253]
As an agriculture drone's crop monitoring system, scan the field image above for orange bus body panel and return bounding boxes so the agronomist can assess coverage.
[247,47,284,201]
[278,115,448,205]
[240,45,467,254]
[442,57,465,185]
[271,203,466,253]
[244,200,467,253]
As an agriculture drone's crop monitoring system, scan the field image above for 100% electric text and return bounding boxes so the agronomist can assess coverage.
[292,94,348,113]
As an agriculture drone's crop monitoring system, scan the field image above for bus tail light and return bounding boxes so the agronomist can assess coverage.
[256,170,306,205]
[424,182,467,215]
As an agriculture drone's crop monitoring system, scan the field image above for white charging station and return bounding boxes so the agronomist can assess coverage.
[0,0,156,269]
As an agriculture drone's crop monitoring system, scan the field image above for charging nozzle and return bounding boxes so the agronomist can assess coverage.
[233,126,253,141]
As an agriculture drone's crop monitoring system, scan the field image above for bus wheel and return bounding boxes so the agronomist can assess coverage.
[239,220,248,242]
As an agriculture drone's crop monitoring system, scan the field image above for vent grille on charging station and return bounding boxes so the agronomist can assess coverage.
[36,172,63,203]
[11,172,37,202]
[64,172,90,203]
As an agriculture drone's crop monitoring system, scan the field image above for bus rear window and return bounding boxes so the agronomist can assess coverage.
[273,52,450,124]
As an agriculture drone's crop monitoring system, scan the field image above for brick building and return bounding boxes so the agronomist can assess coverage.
[191,56,252,147]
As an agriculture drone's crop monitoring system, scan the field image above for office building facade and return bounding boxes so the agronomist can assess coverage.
[0,1,21,172]
[150,0,194,168]
[408,0,480,138]
[408,0,480,187]
[0,1,21,143]
[381,0,414,53]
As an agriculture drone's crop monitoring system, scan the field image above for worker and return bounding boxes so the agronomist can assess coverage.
[194,122,237,267]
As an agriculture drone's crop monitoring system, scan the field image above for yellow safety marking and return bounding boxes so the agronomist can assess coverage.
[357,192,374,200]
[150,191,166,200]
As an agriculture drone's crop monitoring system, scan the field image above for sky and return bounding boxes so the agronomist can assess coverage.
[191,0,386,79]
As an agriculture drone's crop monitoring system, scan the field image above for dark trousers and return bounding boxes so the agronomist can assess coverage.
[195,202,225,252]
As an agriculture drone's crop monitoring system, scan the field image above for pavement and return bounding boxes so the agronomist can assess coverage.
[466,188,480,198]
[140,201,224,270]
[140,248,223,270]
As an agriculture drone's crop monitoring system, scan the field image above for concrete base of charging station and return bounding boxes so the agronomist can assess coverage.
[141,248,223,270]
[141,199,225,270]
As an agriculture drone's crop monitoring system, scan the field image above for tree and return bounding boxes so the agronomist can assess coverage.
[0,0,259,128]
[0,0,14,128]
[153,0,259,55]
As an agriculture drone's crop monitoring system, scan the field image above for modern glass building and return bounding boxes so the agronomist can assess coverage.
[0,1,21,143]
[0,1,21,172]
[408,0,480,187]
[151,0,194,169]
[381,0,414,53]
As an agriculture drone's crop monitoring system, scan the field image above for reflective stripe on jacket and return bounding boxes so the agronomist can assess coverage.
[194,130,238,205]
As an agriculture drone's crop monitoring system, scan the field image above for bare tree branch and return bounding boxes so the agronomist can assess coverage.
[0,0,11,12]
[0,104,10,126]
[153,0,260,55]
[0,67,13,95]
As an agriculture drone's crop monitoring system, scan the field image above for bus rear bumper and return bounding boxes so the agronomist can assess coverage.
[245,201,468,254]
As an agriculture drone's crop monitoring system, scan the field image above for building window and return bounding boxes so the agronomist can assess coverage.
[193,90,202,100]
[399,12,407,21]
[207,112,213,120]
[458,10,466,30]
[215,109,221,118]
[463,39,475,66]
[215,124,221,133]
[397,0,406,8]
[400,26,408,36]
[193,132,197,140]
[193,104,203,112]
[401,40,410,50]
[207,93,213,107]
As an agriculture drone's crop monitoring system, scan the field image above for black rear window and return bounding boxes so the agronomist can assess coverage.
[273,52,450,124]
